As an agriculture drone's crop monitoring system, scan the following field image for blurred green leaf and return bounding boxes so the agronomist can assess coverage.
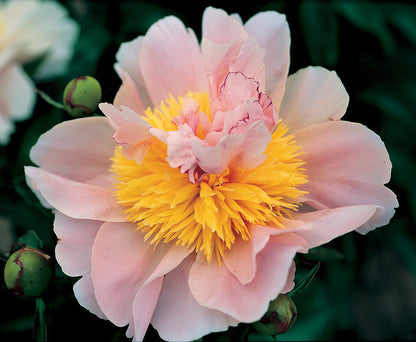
[334,0,395,54]
[298,1,339,67]
[17,231,43,250]
[304,246,345,263]
[248,332,276,341]
[289,262,320,297]
[385,3,416,46]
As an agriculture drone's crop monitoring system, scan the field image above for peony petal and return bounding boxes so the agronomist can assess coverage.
[30,117,115,186]
[116,36,153,109]
[131,278,163,342]
[189,240,302,322]
[0,63,35,121]
[73,273,107,320]
[281,261,296,294]
[91,222,189,327]
[54,212,102,277]
[25,167,126,222]
[140,16,207,105]
[284,205,379,249]
[113,64,146,115]
[295,121,398,230]
[99,103,153,164]
[245,11,290,100]
[152,255,238,341]
[202,7,246,45]
[279,66,349,132]
[193,120,271,175]
[223,226,272,285]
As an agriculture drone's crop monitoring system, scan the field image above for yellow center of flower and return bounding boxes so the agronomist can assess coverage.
[111,92,308,263]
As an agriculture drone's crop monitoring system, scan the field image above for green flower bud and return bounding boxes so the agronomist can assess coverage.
[253,294,297,335]
[4,247,52,298]
[63,76,102,116]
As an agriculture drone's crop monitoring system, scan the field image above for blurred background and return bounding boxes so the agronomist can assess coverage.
[1,0,415,340]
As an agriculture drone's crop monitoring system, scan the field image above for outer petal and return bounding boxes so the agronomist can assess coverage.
[113,64,145,115]
[25,167,126,222]
[245,11,290,101]
[140,16,207,105]
[279,67,349,133]
[91,222,190,328]
[73,273,107,320]
[116,37,153,109]
[189,240,302,322]
[283,205,378,249]
[54,212,102,277]
[152,255,238,341]
[30,117,115,186]
[295,121,398,230]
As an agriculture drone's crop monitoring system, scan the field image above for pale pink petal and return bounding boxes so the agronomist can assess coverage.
[140,16,207,105]
[152,255,238,341]
[279,66,349,132]
[25,167,126,222]
[281,261,296,294]
[30,117,115,186]
[295,121,398,229]
[202,7,246,44]
[283,205,379,249]
[116,36,153,109]
[245,11,290,102]
[113,64,145,115]
[189,240,302,322]
[54,212,102,277]
[91,222,189,327]
[0,63,35,121]
[99,103,153,164]
[131,278,163,341]
[73,273,107,320]
[223,226,272,285]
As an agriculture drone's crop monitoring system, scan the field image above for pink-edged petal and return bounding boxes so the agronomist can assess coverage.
[192,120,271,174]
[140,16,207,105]
[283,205,379,249]
[99,103,153,164]
[281,261,296,294]
[189,240,302,322]
[25,166,126,222]
[73,273,107,320]
[0,63,35,121]
[202,7,246,44]
[30,117,115,186]
[295,121,398,229]
[223,226,272,285]
[91,222,190,327]
[279,67,349,132]
[245,11,290,102]
[152,255,238,341]
[113,64,145,115]
[116,36,153,109]
[54,212,102,277]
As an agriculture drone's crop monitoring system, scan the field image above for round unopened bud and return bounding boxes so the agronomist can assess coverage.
[253,294,297,335]
[4,247,52,297]
[63,76,102,116]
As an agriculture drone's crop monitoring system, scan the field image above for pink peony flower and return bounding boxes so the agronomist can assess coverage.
[0,0,79,144]
[25,7,398,342]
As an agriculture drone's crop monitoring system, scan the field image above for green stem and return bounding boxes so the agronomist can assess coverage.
[34,297,47,342]
[35,89,65,110]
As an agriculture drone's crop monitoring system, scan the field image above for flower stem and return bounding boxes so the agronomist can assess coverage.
[34,297,47,342]
[35,88,65,110]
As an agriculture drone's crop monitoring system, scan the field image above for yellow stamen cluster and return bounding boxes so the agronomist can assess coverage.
[111,92,308,263]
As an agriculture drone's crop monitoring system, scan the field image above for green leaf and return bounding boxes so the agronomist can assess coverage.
[334,0,395,55]
[248,332,276,341]
[17,230,43,250]
[385,3,416,46]
[298,1,339,67]
[288,262,320,297]
[304,246,345,263]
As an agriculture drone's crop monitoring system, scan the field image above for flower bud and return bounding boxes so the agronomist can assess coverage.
[63,76,102,116]
[253,294,297,335]
[3,247,52,298]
